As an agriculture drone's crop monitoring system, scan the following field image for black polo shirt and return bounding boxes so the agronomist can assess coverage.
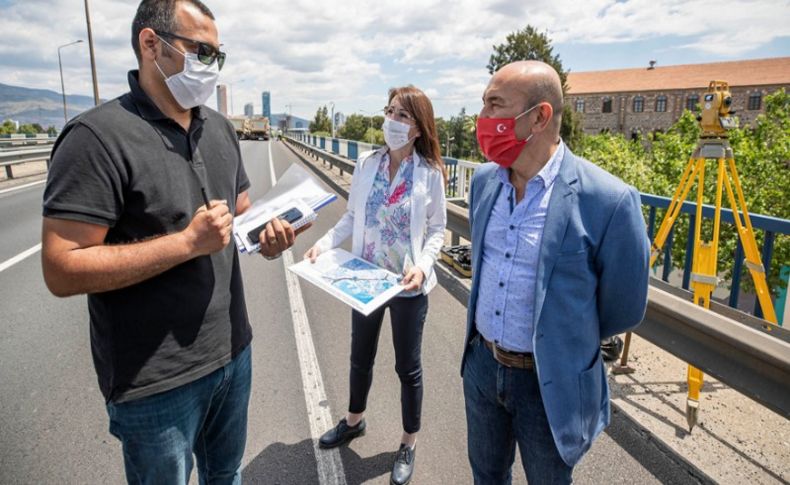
[43,70,252,403]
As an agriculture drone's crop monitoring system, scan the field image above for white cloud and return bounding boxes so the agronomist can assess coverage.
[1,0,787,119]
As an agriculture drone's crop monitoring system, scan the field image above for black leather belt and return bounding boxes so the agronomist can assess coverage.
[481,336,534,370]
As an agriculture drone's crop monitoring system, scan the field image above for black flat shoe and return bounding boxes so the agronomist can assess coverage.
[390,443,416,485]
[318,418,366,449]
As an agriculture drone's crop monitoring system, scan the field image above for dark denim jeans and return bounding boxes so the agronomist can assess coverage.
[463,335,572,485]
[106,345,252,485]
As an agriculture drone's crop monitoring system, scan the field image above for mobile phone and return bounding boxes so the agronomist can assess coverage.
[247,207,304,245]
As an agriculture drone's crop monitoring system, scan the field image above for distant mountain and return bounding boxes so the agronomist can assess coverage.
[0,82,97,130]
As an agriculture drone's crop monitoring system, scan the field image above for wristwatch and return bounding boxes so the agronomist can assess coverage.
[263,252,282,261]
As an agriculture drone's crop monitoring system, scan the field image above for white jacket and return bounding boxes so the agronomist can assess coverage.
[314,147,448,294]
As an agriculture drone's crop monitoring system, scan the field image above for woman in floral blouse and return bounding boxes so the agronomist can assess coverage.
[304,86,446,485]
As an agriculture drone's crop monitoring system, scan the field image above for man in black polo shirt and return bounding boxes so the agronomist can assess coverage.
[41,1,303,482]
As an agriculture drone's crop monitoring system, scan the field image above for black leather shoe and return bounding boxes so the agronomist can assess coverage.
[318,418,366,449]
[390,443,416,485]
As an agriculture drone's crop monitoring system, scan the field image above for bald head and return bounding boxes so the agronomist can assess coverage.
[491,61,563,128]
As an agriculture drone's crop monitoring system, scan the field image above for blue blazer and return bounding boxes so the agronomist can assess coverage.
[462,147,650,466]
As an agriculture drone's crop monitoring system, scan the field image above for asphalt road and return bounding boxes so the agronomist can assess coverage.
[0,140,704,484]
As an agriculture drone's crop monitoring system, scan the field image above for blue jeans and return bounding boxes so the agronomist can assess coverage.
[463,335,572,485]
[106,345,252,485]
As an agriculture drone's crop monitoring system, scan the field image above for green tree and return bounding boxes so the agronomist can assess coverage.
[435,117,449,156]
[444,108,476,160]
[17,123,44,135]
[487,25,583,150]
[47,125,58,137]
[338,114,369,141]
[309,105,332,134]
[487,26,566,89]
[363,127,384,145]
[0,120,16,135]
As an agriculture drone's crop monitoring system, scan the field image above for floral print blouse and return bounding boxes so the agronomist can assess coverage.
[362,152,417,295]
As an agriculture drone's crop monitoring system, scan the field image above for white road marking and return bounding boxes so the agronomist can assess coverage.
[0,243,41,273]
[0,179,46,195]
[270,141,348,485]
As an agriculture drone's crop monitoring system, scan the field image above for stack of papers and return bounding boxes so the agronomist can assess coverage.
[234,164,337,254]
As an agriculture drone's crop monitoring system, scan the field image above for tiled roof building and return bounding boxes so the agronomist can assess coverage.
[566,57,790,136]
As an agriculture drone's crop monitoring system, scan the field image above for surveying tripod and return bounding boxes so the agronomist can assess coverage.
[615,81,779,431]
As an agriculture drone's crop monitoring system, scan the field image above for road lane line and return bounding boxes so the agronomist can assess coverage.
[0,243,41,273]
[0,179,46,195]
[270,141,348,485]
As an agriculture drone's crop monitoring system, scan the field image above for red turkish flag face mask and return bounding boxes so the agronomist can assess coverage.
[476,104,539,168]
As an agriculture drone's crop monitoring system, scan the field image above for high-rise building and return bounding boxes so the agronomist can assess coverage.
[262,91,271,119]
[244,103,254,118]
[216,84,228,116]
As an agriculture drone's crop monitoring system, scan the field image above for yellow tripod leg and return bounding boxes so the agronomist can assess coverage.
[687,365,703,429]
[616,158,704,374]
[649,158,703,267]
[689,240,716,430]
[685,158,724,430]
[612,157,705,374]
[615,157,703,374]
[723,158,779,325]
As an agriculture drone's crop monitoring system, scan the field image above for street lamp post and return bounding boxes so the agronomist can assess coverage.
[446,135,455,157]
[285,104,293,133]
[358,108,376,144]
[328,102,335,138]
[229,78,247,116]
[58,40,83,124]
[83,0,100,105]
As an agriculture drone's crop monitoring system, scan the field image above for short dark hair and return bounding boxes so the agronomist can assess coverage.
[131,0,215,61]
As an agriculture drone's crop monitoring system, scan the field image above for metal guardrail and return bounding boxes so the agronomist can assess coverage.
[282,134,790,418]
[0,137,57,148]
[0,147,52,179]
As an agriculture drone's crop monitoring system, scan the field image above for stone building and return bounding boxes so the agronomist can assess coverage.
[566,57,790,137]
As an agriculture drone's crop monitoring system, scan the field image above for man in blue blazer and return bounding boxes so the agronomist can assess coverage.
[462,61,650,484]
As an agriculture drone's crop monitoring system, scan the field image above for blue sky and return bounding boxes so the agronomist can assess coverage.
[1,0,788,120]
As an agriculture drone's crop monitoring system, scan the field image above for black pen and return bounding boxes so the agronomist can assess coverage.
[201,187,211,210]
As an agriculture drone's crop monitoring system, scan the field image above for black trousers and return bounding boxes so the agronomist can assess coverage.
[348,293,428,434]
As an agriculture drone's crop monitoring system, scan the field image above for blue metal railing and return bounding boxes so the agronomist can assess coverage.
[293,132,468,198]
[641,194,789,318]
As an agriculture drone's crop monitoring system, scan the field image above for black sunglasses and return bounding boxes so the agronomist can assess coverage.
[157,31,226,70]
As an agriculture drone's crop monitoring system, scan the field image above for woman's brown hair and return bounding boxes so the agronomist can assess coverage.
[388,86,446,180]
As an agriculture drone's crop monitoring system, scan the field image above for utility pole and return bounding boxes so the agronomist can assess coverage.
[84,0,100,105]
[229,79,246,116]
[328,101,335,138]
[58,40,83,123]
[285,104,293,133]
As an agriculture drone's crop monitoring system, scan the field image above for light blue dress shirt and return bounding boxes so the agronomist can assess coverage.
[475,142,565,352]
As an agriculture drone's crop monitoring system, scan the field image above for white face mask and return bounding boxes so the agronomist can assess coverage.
[155,36,219,110]
[382,117,415,150]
